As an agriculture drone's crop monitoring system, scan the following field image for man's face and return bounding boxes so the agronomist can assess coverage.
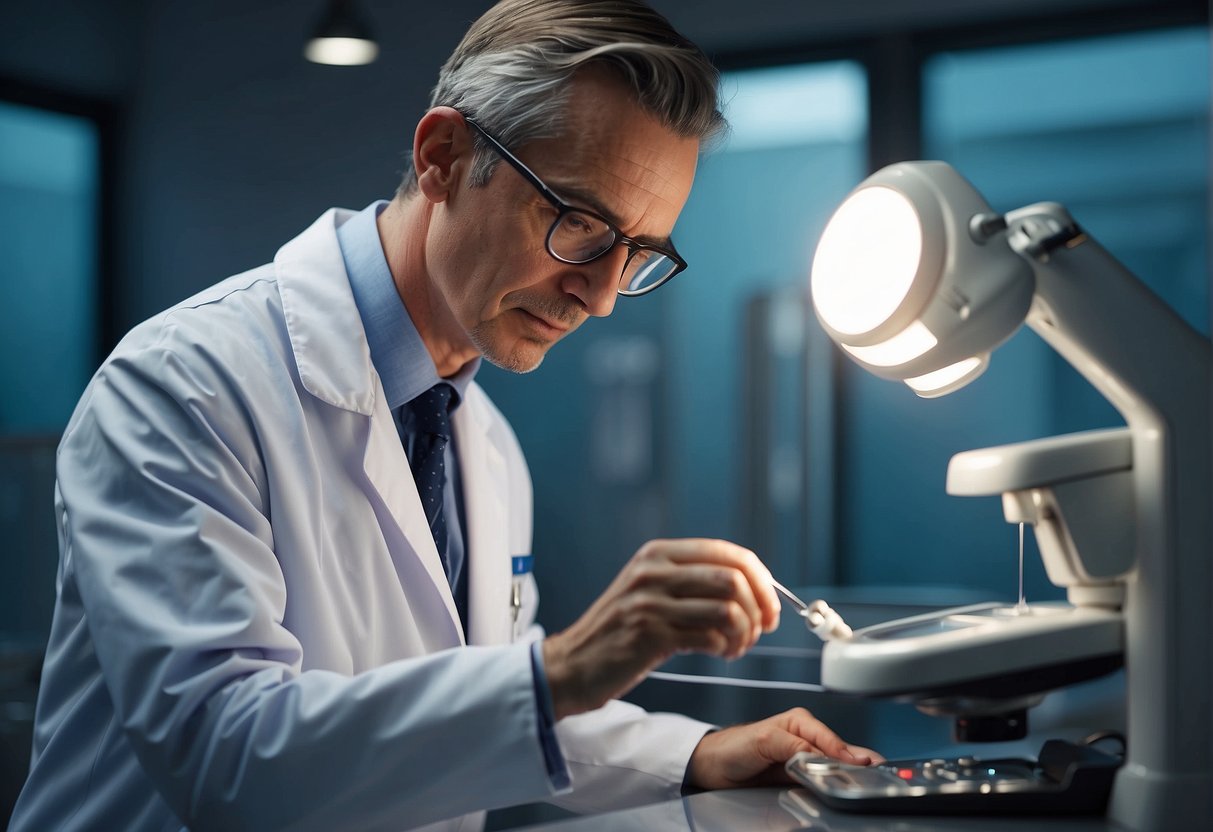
[429,72,700,373]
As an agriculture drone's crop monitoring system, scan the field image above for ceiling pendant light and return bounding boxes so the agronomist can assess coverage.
[304,0,379,66]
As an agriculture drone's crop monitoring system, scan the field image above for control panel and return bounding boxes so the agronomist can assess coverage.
[785,740,1120,815]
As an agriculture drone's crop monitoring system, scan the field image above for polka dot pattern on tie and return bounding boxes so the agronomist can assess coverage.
[404,384,457,576]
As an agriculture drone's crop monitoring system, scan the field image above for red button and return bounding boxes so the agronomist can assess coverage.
[897,768,914,780]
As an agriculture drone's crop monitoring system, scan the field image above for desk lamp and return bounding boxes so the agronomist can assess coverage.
[809,161,1211,830]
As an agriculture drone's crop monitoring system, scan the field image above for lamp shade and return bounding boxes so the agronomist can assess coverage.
[810,162,1035,394]
[305,0,379,66]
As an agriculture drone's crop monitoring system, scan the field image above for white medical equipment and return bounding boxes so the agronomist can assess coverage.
[800,161,1211,830]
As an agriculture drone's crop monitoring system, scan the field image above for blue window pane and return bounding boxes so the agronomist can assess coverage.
[667,61,867,579]
[0,100,99,434]
[925,28,1209,337]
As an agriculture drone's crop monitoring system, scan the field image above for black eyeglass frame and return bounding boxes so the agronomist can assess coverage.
[463,116,688,297]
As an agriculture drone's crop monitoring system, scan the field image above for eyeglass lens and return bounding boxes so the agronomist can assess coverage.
[621,249,679,294]
[548,209,678,294]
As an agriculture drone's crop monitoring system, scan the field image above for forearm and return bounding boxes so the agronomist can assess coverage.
[130,644,558,830]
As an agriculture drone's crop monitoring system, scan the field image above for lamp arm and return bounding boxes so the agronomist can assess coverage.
[1006,202,1208,419]
[1005,202,1212,830]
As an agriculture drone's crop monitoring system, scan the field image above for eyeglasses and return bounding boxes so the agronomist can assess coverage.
[464,117,687,297]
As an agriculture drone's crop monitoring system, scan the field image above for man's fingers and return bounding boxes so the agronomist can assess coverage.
[647,539,780,633]
[660,621,730,657]
[841,744,885,765]
[652,595,737,625]
[647,538,755,565]
[630,557,763,649]
[642,597,754,658]
[757,726,815,769]
[783,708,876,765]
[661,565,748,600]
[685,708,885,791]
[547,539,792,720]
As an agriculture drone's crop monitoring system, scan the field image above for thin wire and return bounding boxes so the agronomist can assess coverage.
[646,670,829,693]
[747,645,822,659]
[1017,522,1029,614]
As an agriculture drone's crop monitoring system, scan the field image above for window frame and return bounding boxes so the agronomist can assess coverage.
[709,0,1209,173]
[0,77,120,368]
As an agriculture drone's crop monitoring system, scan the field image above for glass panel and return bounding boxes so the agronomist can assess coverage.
[0,100,99,434]
[666,61,868,583]
[838,27,1209,599]
[0,101,98,658]
[927,27,1209,337]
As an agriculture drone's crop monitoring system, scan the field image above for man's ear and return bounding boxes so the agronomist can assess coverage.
[413,107,473,204]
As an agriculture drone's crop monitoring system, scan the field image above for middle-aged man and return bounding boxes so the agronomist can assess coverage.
[11,1,881,830]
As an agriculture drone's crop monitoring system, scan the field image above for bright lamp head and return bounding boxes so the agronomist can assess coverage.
[812,187,923,336]
[811,162,1035,396]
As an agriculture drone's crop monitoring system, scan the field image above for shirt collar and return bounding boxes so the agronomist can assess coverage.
[337,200,479,410]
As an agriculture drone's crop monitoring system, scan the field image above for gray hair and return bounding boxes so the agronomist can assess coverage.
[396,0,726,197]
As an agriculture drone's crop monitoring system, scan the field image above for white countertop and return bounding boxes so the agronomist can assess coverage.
[503,787,1122,831]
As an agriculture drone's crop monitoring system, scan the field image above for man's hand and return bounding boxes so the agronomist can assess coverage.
[685,708,885,790]
[542,539,779,720]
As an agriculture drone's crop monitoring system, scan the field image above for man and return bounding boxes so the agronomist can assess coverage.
[11,1,879,829]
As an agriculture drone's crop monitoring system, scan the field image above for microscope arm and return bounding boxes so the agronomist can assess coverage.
[947,428,1134,607]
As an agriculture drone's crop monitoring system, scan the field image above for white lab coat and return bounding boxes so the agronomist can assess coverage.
[11,209,710,832]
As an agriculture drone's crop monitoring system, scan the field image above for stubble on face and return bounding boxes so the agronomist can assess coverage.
[469,289,587,373]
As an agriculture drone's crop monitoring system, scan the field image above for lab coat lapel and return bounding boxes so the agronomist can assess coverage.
[455,393,512,646]
[360,371,465,646]
[276,209,464,647]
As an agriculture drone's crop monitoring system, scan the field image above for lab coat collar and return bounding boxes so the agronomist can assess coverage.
[275,208,378,415]
[335,201,483,410]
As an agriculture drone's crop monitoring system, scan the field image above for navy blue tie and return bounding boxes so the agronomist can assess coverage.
[404,384,456,577]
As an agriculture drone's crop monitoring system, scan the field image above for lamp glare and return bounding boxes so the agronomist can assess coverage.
[305,36,379,66]
[905,356,985,397]
[842,321,938,368]
[812,186,923,336]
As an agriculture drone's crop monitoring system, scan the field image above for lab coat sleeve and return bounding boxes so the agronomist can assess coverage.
[57,337,563,831]
[510,559,711,810]
[516,619,710,810]
[495,423,713,813]
[548,700,713,814]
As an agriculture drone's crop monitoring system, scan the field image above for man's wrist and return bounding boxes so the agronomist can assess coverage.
[540,635,578,720]
[681,728,718,795]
